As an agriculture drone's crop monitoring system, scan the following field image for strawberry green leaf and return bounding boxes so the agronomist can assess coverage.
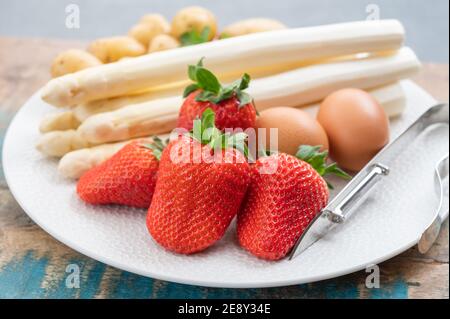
[326,180,335,190]
[188,66,197,82]
[192,115,203,142]
[187,58,204,82]
[296,145,351,188]
[184,58,254,107]
[141,136,167,161]
[227,132,251,160]
[296,145,322,162]
[200,27,211,41]
[237,91,253,108]
[201,108,216,130]
[323,163,352,179]
[202,112,222,145]
[180,27,211,46]
[238,73,251,90]
[208,130,225,150]
[192,108,217,143]
[307,151,328,175]
[183,83,199,98]
[190,108,250,159]
[195,68,221,94]
[195,91,219,103]
[196,69,221,94]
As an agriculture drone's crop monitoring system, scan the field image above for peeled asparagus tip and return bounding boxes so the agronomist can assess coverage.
[39,111,80,133]
[41,75,82,107]
[36,130,74,157]
[58,152,92,179]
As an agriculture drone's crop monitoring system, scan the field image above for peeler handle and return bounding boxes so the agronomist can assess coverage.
[325,163,390,223]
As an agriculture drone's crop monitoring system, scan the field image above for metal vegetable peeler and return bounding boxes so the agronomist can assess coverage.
[290,103,449,260]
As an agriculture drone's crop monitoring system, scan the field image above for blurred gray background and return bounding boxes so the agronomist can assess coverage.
[0,0,448,62]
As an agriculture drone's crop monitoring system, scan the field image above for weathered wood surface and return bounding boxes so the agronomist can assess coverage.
[0,37,448,299]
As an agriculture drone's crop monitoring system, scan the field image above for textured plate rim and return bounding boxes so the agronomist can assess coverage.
[1,81,437,288]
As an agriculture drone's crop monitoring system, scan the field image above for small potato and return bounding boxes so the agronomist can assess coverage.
[148,34,180,53]
[50,49,101,78]
[87,36,146,63]
[139,13,170,27]
[128,14,170,47]
[220,18,286,38]
[171,6,217,41]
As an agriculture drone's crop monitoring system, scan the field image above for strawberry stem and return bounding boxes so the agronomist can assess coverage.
[183,58,255,109]
[296,145,351,189]
[142,136,167,161]
[191,108,250,158]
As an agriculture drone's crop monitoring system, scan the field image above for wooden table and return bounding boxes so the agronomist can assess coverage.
[0,37,448,299]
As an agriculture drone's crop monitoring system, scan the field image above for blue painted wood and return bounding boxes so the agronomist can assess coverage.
[0,251,412,299]
[0,252,49,298]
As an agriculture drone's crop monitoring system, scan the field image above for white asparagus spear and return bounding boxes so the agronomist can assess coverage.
[38,83,183,133]
[36,130,92,157]
[78,47,420,144]
[39,111,81,132]
[41,20,405,107]
[78,97,181,144]
[72,86,181,121]
[251,48,419,110]
[58,134,170,179]
[58,141,130,179]
[369,82,406,117]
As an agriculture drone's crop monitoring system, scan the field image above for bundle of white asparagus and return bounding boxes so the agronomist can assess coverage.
[36,20,421,179]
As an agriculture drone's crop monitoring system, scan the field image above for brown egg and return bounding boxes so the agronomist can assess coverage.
[255,107,329,156]
[317,88,389,171]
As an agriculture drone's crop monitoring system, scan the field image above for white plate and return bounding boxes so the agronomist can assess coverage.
[3,81,448,288]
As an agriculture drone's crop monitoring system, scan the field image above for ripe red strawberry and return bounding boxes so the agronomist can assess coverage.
[77,137,166,208]
[237,146,350,260]
[147,108,251,254]
[177,58,256,131]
